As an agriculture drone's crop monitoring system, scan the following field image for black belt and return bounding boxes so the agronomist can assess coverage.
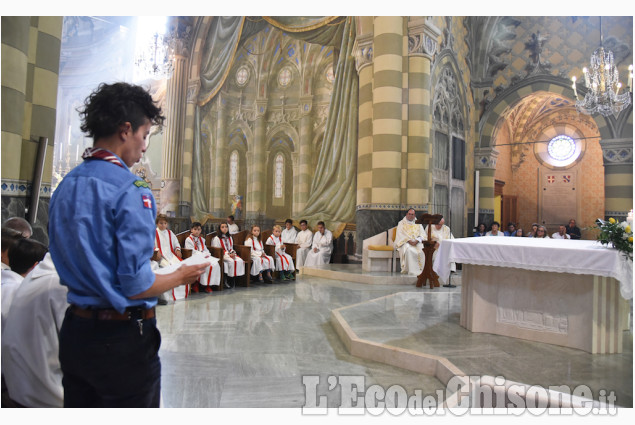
[70,305,155,321]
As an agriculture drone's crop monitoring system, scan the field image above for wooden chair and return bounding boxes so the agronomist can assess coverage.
[233,230,249,246]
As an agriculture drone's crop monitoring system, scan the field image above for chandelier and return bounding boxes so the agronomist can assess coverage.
[134,31,174,80]
[571,17,632,117]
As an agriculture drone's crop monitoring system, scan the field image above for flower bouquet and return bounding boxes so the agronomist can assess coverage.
[595,217,633,260]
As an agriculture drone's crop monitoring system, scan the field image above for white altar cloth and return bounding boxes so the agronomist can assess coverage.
[433,237,633,300]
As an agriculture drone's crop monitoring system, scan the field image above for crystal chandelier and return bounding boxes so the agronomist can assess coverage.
[571,17,632,117]
[134,31,174,80]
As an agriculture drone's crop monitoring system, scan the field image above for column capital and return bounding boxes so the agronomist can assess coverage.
[254,99,268,118]
[186,79,200,104]
[599,138,633,166]
[474,147,500,169]
[299,95,313,116]
[407,18,441,60]
[354,34,373,73]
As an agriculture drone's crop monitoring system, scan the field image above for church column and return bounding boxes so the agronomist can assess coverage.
[355,17,405,255]
[246,99,267,221]
[296,95,313,215]
[406,19,439,212]
[600,138,633,222]
[1,17,62,243]
[180,79,200,219]
[474,147,499,226]
[212,95,227,217]
[159,36,189,216]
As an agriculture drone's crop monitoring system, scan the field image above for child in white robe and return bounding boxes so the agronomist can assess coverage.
[266,225,295,281]
[281,219,298,243]
[211,222,245,288]
[294,219,313,269]
[184,221,221,292]
[244,225,274,283]
[304,221,333,267]
[155,214,186,300]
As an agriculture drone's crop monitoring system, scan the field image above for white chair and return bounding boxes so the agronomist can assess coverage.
[362,226,399,272]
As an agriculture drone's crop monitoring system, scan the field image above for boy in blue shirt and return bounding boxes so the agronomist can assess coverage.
[49,82,206,407]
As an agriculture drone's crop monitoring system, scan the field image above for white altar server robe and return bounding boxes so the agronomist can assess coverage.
[304,229,333,267]
[212,235,245,276]
[185,235,221,287]
[295,229,314,268]
[2,253,68,407]
[245,237,274,275]
[266,235,295,271]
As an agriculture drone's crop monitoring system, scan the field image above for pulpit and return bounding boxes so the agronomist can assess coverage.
[416,213,442,288]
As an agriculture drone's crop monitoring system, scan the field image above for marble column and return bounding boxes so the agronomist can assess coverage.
[474,147,499,226]
[406,19,439,212]
[1,16,62,244]
[600,138,633,222]
[180,79,200,219]
[160,38,189,216]
[212,95,227,217]
[246,100,267,221]
[355,17,406,255]
[296,96,313,216]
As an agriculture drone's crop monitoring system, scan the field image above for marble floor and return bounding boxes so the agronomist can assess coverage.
[155,266,633,409]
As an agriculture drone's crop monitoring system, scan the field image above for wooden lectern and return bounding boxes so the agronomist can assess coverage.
[416,213,442,289]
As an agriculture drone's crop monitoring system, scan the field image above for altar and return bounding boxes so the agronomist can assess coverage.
[433,237,632,354]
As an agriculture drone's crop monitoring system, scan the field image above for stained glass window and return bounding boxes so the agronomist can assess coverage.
[547,135,576,161]
[278,67,292,87]
[229,150,238,195]
[236,66,249,86]
[274,154,284,198]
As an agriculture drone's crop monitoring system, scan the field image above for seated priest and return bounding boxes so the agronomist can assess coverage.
[424,215,456,272]
[394,208,426,276]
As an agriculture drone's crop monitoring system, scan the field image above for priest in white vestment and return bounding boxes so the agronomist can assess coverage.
[2,253,68,407]
[295,220,313,269]
[424,216,456,272]
[304,221,332,267]
[394,209,427,276]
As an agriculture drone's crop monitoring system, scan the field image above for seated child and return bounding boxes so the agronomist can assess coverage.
[244,225,274,283]
[154,214,186,300]
[211,222,245,288]
[266,225,295,281]
[184,221,221,293]
[281,219,297,243]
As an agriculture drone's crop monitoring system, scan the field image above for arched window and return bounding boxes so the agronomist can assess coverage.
[432,65,467,236]
[274,153,284,198]
[229,150,239,195]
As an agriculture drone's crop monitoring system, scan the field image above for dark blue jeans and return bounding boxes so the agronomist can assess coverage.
[59,307,162,407]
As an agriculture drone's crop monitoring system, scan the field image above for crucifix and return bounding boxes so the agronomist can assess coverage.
[415,213,443,289]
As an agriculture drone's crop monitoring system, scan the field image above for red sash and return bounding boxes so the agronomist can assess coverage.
[188,235,205,251]
[220,236,237,276]
[155,229,182,259]
[269,235,289,269]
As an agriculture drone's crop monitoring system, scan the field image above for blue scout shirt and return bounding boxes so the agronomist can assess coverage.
[49,152,157,313]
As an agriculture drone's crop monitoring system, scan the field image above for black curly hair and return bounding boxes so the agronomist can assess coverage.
[79,82,165,141]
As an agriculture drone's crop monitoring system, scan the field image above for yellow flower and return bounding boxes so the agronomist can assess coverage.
[627,226,632,234]
[609,218,616,224]
[630,237,633,243]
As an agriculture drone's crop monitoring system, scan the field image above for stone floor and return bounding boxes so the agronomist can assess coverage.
[155,265,633,410]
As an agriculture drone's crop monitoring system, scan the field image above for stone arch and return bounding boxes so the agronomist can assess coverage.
[478,75,618,147]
